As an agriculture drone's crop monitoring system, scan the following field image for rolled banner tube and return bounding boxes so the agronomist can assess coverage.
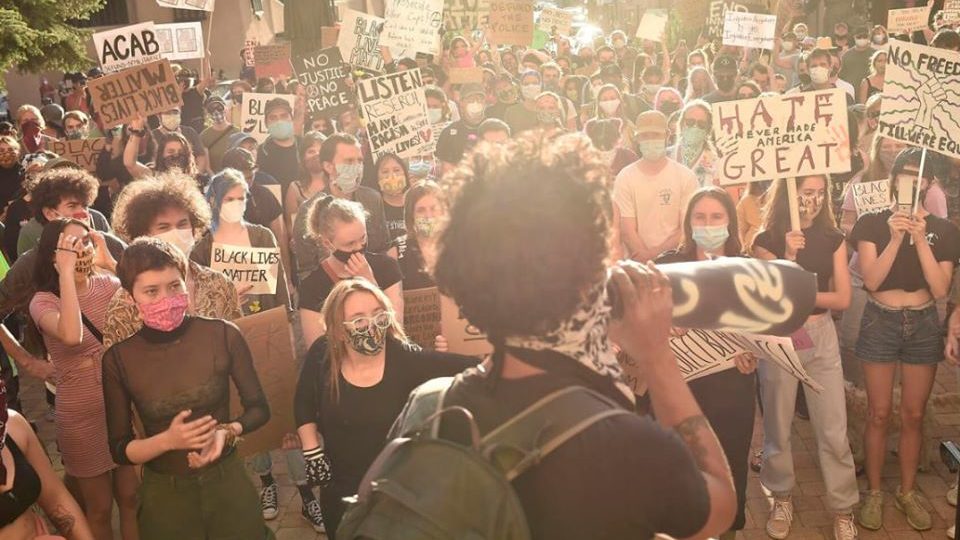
[609,258,817,337]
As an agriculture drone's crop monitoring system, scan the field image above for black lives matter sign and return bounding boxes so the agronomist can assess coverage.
[89,59,182,129]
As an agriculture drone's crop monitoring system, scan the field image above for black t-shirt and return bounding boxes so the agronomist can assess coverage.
[850,210,960,293]
[398,238,434,290]
[435,120,479,165]
[243,184,283,229]
[383,202,406,248]
[299,252,402,312]
[257,138,301,193]
[754,225,844,314]
[439,366,710,540]
[702,90,737,104]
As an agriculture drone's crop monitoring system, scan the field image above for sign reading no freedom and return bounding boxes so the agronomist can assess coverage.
[89,59,181,129]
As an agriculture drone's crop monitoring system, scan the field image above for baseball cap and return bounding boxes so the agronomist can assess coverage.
[204,95,226,112]
[460,83,485,99]
[227,131,257,150]
[222,147,257,172]
[713,54,738,73]
[635,110,668,136]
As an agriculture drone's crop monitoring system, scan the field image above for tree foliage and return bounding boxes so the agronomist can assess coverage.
[0,0,105,90]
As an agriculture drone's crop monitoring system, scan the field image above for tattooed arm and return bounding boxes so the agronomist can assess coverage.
[7,411,94,540]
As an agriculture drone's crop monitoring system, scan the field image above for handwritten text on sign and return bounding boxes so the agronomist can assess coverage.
[358,69,430,160]
[538,7,573,35]
[154,22,204,61]
[722,12,777,49]
[93,22,161,73]
[338,9,387,72]
[852,180,891,216]
[255,44,293,79]
[382,0,443,56]
[887,6,931,34]
[48,138,107,172]
[879,40,960,159]
[488,0,534,46]
[403,287,442,348]
[211,243,281,295]
[292,47,353,116]
[89,60,182,129]
[712,88,851,184]
[240,93,296,144]
[444,0,490,31]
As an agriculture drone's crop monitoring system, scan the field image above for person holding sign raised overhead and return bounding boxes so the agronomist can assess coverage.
[850,148,960,532]
[752,175,859,540]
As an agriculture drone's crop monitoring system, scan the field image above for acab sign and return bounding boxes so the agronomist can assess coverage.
[93,22,162,73]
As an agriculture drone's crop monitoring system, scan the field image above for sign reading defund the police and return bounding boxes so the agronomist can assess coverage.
[712,89,851,185]
[89,59,181,129]
[93,22,162,73]
[358,69,430,160]
[292,47,353,116]
[211,243,281,295]
[879,40,960,160]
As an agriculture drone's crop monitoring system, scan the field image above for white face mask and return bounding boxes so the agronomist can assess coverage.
[782,42,796,52]
[855,38,870,48]
[219,200,245,224]
[599,99,621,114]
[809,66,830,85]
[427,108,444,124]
[521,84,542,100]
[465,101,484,118]
[153,227,196,256]
[160,113,181,131]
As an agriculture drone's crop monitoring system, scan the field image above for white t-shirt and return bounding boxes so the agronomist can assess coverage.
[613,158,698,251]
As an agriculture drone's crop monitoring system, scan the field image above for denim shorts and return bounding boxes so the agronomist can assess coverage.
[856,299,943,365]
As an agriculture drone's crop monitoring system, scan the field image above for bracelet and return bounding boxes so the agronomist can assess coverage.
[216,424,242,449]
[128,127,146,137]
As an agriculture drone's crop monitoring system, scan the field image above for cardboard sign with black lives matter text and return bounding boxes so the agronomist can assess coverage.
[239,93,297,143]
[382,0,444,56]
[487,0,534,46]
[48,138,107,172]
[93,22,162,73]
[357,69,430,160]
[444,0,490,31]
[89,59,182,129]
[712,88,851,185]
[210,243,281,295]
[338,9,388,72]
[852,180,891,216]
[879,40,960,159]
[255,43,293,79]
[292,47,353,116]
[403,287,442,348]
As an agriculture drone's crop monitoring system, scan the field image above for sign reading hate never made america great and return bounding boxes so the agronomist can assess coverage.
[357,69,430,160]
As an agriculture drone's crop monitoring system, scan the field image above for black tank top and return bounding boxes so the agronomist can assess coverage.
[0,436,42,526]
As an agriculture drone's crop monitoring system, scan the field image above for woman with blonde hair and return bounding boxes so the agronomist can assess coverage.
[858,50,886,104]
[294,278,477,536]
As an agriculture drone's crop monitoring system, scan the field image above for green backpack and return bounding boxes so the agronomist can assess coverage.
[337,375,632,540]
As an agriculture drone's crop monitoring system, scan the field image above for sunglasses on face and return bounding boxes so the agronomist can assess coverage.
[683,118,710,129]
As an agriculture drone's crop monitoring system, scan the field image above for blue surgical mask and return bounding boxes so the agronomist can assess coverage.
[637,140,666,161]
[692,225,729,251]
[408,160,432,179]
[268,120,294,140]
[334,163,363,194]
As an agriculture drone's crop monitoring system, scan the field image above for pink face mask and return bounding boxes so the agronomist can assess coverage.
[139,292,189,332]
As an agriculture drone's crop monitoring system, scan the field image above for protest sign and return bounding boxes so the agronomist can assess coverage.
[357,69,430,160]
[210,243,281,295]
[444,0,490,31]
[338,9,388,72]
[292,47,353,116]
[944,0,960,23]
[241,40,258,68]
[887,6,931,34]
[403,287,442,348]
[488,0,534,46]
[712,89,851,185]
[707,0,765,39]
[154,22,204,61]
[851,180,891,216]
[89,59,182,129]
[635,9,669,41]
[157,0,214,10]
[879,40,960,159]
[382,0,444,56]
[723,11,777,49]
[440,294,492,357]
[419,120,451,156]
[230,307,297,457]
[93,22,162,73]
[239,93,296,143]
[48,138,107,172]
[448,67,483,84]
[254,43,293,79]
[538,6,573,35]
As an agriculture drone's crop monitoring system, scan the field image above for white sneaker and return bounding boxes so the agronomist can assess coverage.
[260,482,279,520]
[767,497,794,540]
[834,513,858,540]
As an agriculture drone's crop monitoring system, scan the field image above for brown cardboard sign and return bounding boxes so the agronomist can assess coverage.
[254,43,293,79]
[89,59,182,129]
[487,0,534,45]
[403,287,442,348]
[448,67,483,84]
[440,294,493,357]
[48,138,107,172]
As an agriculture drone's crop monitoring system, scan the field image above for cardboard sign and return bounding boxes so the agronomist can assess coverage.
[382,0,444,55]
[211,243,281,295]
[157,0,214,11]
[712,89,851,185]
[887,6,931,34]
[440,294,492,357]
[444,0,490,31]
[635,9,669,41]
[338,9,388,72]
[154,22,204,61]
[242,39,259,69]
[48,138,107,172]
[357,69,430,160]
[488,0,534,46]
[229,307,297,457]
[254,44,293,79]
[239,93,296,143]
[419,120,451,156]
[292,47,353,116]
[707,0,765,39]
[879,40,960,159]
[89,59,182,129]
[944,0,960,23]
[538,6,573,35]
[403,287,442,348]
[447,67,483,84]
[851,180,891,216]
[723,12,777,49]
[92,22,162,73]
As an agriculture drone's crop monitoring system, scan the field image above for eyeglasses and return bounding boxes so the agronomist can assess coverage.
[683,118,710,129]
[343,311,393,333]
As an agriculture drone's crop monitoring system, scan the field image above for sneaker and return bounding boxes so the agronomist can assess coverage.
[302,499,326,533]
[766,497,794,539]
[949,483,957,507]
[895,489,932,531]
[857,490,883,530]
[260,482,279,520]
[834,512,858,540]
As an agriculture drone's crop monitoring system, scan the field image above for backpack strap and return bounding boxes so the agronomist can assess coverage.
[481,386,631,481]
[386,375,456,440]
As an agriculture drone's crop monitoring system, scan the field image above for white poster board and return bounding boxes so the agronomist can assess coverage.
[712,89,852,185]
[887,6,931,34]
[92,22,162,73]
[210,243,281,295]
[357,69,430,160]
[154,22,204,61]
[723,12,777,49]
[851,180,891,216]
[635,9,669,41]
[538,7,573,35]
[156,0,215,11]
[382,0,444,56]
[338,9,388,72]
[239,93,297,144]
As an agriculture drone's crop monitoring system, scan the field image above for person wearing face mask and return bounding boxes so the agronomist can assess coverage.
[124,113,202,180]
[151,106,207,173]
[190,169,290,316]
[200,96,240,172]
[839,28,875,89]
[752,175,859,540]
[436,84,487,174]
[396,181,449,290]
[29,218,141,540]
[533,93,566,133]
[702,55,740,104]
[833,22,851,51]
[584,117,636,262]
[257,98,301,196]
[373,154,410,258]
[613,111,698,263]
[668,100,723,193]
[487,74,519,120]
[15,105,56,153]
[63,110,101,140]
[298,197,403,351]
[0,135,23,215]
[592,84,637,151]
[285,132,328,238]
[856,50,886,104]
[790,47,856,106]
[102,238,272,539]
[294,278,477,534]
[870,26,888,47]
[504,70,545,134]
[539,62,578,129]
[772,33,802,89]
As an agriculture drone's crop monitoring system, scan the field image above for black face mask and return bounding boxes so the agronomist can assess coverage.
[659,102,681,117]
[333,245,366,264]
[162,153,189,170]
[798,73,812,86]
[232,93,243,104]
[716,75,736,92]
